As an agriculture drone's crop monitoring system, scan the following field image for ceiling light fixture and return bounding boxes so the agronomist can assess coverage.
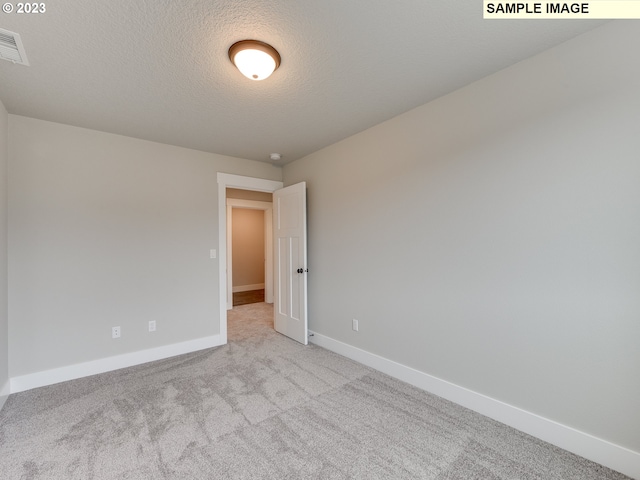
[228,40,281,81]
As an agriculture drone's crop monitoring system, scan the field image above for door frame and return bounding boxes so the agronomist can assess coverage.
[226,199,274,309]
[217,173,283,344]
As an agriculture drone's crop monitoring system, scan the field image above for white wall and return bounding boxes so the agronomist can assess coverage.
[284,20,640,457]
[0,99,8,410]
[8,116,281,378]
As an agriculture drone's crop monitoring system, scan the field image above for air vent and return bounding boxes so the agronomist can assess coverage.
[0,28,29,66]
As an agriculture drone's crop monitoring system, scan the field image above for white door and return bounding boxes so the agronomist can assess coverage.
[273,182,308,345]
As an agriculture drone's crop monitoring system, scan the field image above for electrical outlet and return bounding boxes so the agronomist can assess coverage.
[352,319,359,332]
[112,326,121,339]
[149,320,156,332]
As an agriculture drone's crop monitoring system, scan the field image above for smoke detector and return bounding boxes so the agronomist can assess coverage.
[270,153,282,162]
[0,28,29,66]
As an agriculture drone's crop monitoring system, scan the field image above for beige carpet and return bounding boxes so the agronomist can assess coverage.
[0,303,631,479]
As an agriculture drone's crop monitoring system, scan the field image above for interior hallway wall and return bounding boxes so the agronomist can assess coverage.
[231,208,265,290]
[283,21,640,454]
[226,188,273,202]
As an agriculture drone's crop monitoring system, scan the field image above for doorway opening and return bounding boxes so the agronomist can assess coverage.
[217,173,283,344]
[218,174,308,345]
[226,189,273,307]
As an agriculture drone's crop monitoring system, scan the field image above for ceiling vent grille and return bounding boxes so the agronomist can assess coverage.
[0,28,29,66]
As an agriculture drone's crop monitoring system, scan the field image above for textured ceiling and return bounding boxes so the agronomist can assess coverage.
[0,1,606,164]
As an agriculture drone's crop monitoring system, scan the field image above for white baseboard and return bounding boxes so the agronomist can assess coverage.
[233,284,265,293]
[309,331,640,480]
[10,335,224,394]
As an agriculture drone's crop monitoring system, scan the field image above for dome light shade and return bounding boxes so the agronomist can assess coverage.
[228,40,281,81]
